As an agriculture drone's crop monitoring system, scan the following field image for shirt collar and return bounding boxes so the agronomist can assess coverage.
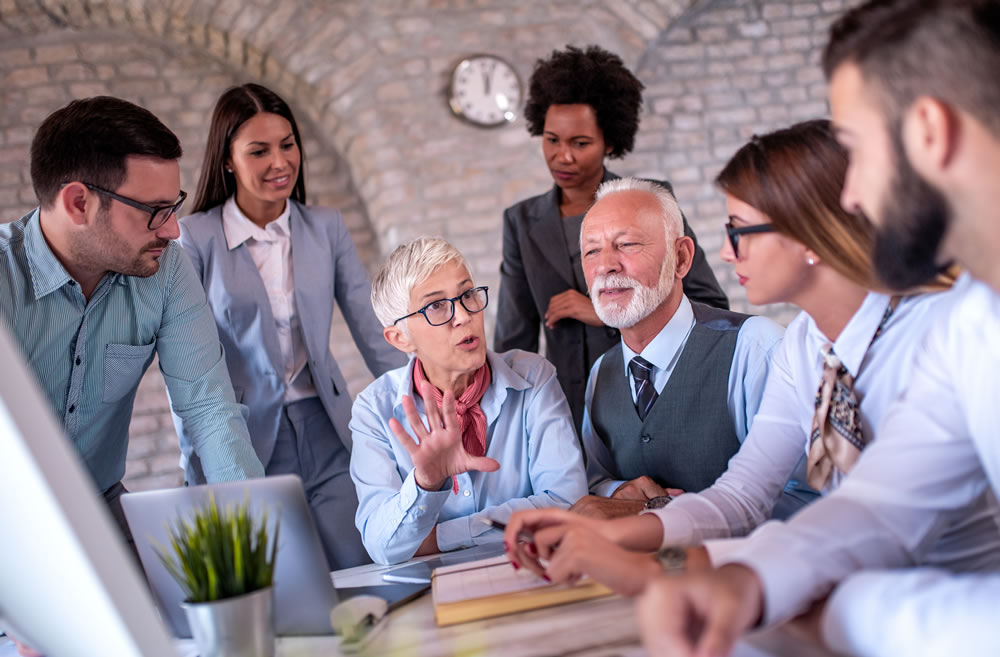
[822,291,892,377]
[25,208,75,299]
[620,294,695,374]
[392,350,531,425]
[221,197,291,250]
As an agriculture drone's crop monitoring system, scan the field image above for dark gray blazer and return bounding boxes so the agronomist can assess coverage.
[494,169,729,433]
[177,201,405,482]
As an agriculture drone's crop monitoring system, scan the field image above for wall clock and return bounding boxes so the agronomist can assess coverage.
[449,54,523,128]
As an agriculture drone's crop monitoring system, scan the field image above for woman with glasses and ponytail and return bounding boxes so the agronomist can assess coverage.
[177,84,405,570]
[350,237,587,565]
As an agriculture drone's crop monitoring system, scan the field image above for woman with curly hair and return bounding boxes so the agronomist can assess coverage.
[494,45,728,433]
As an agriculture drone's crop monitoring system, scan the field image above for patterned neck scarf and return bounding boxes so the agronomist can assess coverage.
[806,296,900,490]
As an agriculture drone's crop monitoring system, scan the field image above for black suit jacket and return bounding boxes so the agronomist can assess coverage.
[494,169,729,433]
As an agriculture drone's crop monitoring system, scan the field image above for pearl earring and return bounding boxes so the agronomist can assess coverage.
[807,257,815,266]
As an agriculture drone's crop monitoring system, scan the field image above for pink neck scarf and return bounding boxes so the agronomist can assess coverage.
[413,359,492,459]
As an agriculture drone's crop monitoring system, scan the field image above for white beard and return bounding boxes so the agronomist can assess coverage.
[591,265,674,330]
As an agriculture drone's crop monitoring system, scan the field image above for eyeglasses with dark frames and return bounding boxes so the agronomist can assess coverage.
[83,183,187,231]
[725,221,776,259]
[393,286,489,326]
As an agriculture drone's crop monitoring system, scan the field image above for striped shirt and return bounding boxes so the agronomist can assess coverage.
[0,209,264,493]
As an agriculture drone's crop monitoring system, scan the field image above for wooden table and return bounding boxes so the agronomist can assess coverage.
[169,557,844,657]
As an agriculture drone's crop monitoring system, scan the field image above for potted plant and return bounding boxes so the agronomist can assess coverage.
[157,495,280,657]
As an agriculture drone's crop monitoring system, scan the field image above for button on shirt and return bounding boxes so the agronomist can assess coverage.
[349,349,589,565]
[650,291,1000,556]
[0,210,264,493]
[222,198,315,403]
[581,295,787,497]
[713,274,1000,628]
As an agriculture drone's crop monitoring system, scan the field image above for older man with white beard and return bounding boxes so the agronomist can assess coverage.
[572,178,786,519]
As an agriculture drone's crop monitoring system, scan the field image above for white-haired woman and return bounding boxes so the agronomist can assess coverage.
[349,237,588,565]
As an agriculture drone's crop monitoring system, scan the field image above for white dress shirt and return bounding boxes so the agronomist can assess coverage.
[822,568,1000,656]
[581,295,786,496]
[222,197,316,403]
[713,274,1000,627]
[649,291,985,548]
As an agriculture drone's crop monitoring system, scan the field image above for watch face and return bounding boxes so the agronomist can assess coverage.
[449,55,522,127]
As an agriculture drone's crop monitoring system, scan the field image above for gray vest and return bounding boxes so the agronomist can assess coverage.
[590,302,750,492]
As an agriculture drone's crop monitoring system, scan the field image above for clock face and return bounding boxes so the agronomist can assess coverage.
[449,55,522,128]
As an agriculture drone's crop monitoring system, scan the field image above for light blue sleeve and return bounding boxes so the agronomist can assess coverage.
[729,315,819,516]
[348,386,454,565]
[435,359,589,551]
[157,245,264,482]
[580,354,626,496]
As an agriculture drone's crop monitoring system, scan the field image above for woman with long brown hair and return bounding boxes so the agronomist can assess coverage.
[176,83,404,569]
[501,119,999,594]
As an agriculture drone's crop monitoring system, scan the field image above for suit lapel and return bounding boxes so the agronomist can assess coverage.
[527,185,576,289]
[288,202,332,364]
[221,211,285,377]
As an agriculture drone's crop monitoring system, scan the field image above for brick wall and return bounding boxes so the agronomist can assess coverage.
[1,0,852,491]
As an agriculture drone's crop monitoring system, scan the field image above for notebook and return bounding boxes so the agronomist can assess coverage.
[430,555,614,626]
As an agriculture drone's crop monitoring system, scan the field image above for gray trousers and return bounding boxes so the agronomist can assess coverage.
[266,396,371,570]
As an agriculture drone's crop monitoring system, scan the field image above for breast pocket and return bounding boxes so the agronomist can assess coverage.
[103,342,156,403]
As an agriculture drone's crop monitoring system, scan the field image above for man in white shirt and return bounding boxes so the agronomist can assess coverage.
[570,177,786,520]
[635,2,1000,656]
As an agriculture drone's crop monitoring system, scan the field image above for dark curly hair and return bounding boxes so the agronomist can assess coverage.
[523,45,644,159]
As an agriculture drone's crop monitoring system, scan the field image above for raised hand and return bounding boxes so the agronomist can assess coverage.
[389,380,500,491]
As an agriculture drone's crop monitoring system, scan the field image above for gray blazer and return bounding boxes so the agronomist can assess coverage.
[177,201,405,482]
[494,169,729,433]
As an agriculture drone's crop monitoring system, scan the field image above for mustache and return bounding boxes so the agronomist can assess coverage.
[590,273,642,292]
[143,239,170,251]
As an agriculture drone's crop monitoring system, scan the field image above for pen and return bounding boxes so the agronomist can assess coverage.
[481,518,535,543]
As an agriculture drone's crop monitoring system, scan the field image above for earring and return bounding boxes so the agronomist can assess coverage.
[807,257,816,266]
[225,167,232,173]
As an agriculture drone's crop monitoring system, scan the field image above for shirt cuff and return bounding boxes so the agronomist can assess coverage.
[397,471,452,522]
[642,506,697,549]
[708,522,818,626]
[436,515,474,552]
[592,478,625,498]
[702,536,750,565]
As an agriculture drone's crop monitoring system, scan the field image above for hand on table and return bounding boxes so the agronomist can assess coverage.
[413,526,439,557]
[390,380,500,491]
[510,517,660,596]
[611,476,684,501]
[637,564,764,657]
[570,495,646,519]
[544,290,602,329]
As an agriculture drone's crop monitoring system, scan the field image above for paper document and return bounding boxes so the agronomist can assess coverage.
[433,555,558,604]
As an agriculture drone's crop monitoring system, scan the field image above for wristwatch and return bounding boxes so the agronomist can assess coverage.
[644,494,673,510]
[655,546,687,574]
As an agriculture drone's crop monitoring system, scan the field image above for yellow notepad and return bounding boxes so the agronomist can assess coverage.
[431,555,614,626]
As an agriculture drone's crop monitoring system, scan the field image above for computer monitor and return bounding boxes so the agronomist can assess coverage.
[0,322,177,657]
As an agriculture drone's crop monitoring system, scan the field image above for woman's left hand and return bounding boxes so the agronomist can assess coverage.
[544,290,603,329]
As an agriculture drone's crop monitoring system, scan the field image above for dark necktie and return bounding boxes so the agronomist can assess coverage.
[628,356,658,421]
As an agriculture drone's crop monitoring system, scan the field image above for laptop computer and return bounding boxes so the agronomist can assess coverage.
[121,475,427,637]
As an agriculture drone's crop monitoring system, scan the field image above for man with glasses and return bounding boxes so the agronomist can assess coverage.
[0,96,264,546]
[569,177,788,520]
[348,237,587,565]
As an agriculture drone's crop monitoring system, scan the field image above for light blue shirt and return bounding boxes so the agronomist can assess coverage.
[0,210,264,493]
[582,296,800,502]
[349,349,588,565]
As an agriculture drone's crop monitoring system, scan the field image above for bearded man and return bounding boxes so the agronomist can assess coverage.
[574,177,785,519]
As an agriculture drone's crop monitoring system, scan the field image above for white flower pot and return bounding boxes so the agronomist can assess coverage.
[181,586,275,657]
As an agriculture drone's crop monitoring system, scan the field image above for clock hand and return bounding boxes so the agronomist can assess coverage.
[482,70,491,95]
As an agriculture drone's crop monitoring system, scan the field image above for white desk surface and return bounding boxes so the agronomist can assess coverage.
[0,556,842,657]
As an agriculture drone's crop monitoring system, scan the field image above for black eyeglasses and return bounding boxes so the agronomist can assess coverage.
[725,221,776,259]
[393,286,489,326]
[84,183,187,230]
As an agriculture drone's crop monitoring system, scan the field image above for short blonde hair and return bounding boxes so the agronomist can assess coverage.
[594,177,683,242]
[371,237,471,328]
